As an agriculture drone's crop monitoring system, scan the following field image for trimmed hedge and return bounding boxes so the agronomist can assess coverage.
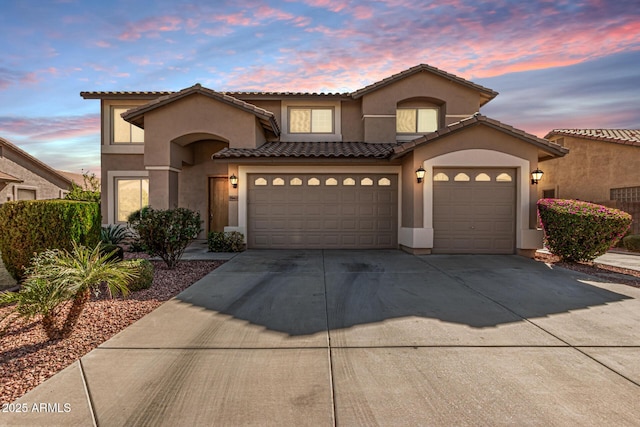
[0,200,100,281]
[208,231,245,252]
[537,199,632,262]
[122,258,154,291]
[623,235,640,252]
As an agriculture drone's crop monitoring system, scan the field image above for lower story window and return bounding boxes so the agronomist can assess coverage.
[116,178,149,222]
[17,188,36,200]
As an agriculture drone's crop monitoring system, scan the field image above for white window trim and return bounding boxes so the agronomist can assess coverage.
[110,105,144,146]
[101,100,148,154]
[107,170,149,224]
[396,107,439,138]
[280,100,342,142]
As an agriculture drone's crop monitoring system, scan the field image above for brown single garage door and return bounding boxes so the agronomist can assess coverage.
[248,173,398,249]
[433,168,516,254]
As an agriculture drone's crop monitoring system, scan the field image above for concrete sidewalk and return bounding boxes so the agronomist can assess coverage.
[596,250,640,271]
[2,250,640,426]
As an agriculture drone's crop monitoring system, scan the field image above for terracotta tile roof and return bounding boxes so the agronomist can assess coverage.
[0,171,22,183]
[227,91,349,98]
[391,114,568,159]
[212,141,396,159]
[121,84,280,136]
[544,129,640,147]
[350,64,498,105]
[80,91,171,99]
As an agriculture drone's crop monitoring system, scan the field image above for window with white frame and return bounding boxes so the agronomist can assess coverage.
[288,107,334,134]
[112,107,144,144]
[115,178,149,222]
[396,108,438,133]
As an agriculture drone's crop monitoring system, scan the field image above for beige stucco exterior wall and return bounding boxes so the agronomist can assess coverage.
[398,125,543,252]
[0,151,70,203]
[341,99,364,141]
[249,100,282,127]
[178,141,230,236]
[540,136,640,202]
[100,154,145,222]
[361,72,482,143]
[139,94,267,212]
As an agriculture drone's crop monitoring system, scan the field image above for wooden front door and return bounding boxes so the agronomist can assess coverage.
[209,177,229,232]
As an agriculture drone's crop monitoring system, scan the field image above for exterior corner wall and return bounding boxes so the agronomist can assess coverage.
[539,136,640,203]
[341,99,364,141]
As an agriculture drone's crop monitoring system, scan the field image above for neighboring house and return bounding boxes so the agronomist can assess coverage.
[542,129,640,233]
[0,137,74,204]
[81,64,567,255]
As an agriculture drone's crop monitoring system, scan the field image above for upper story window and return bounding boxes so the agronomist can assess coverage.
[288,107,334,134]
[112,107,144,144]
[396,108,438,134]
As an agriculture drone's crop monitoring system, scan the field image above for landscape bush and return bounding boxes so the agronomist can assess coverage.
[207,231,245,252]
[0,200,100,281]
[121,259,154,291]
[128,206,202,269]
[537,198,632,262]
[100,224,131,245]
[623,234,640,252]
[0,242,139,340]
[99,243,124,262]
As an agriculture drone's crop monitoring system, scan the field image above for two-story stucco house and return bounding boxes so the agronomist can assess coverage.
[81,64,567,255]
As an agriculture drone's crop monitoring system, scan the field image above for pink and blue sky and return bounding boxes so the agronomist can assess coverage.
[1,0,639,174]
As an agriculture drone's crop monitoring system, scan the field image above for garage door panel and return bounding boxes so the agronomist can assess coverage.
[433,168,515,254]
[248,174,397,249]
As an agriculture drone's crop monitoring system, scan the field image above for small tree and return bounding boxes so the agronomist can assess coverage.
[128,207,202,269]
[65,170,100,203]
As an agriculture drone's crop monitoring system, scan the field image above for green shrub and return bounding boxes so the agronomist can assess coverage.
[128,206,202,269]
[101,224,131,244]
[64,171,100,203]
[0,200,101,281]
[122,259,154,291]
[100,243,124,262]
[2,243,138,340]
[207,231,245,252]
[623,235,640,252]
[537,199,632,262]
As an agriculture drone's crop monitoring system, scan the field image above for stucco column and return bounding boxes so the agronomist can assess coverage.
[148,169,180,210]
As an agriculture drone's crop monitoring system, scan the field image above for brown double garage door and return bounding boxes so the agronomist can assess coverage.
[248,173,398,249]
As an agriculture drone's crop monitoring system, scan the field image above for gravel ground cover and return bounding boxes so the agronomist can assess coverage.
[0,257,224,405]
[535,252,640,287]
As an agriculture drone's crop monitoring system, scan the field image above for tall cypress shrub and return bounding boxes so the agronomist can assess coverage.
[0,200,100,281]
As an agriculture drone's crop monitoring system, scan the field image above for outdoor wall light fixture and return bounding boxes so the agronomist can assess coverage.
[416,166,426,183]
[531,169,544,185]
[230,174,238,188]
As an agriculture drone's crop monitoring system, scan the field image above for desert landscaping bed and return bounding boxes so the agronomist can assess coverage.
[0,258,224,405]
[535,252,640,288]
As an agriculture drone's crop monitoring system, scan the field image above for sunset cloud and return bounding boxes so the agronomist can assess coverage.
[0,0,637,173]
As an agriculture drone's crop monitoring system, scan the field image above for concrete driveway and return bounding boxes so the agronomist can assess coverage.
[3,250,640,426]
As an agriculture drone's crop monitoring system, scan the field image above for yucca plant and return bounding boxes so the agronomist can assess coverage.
[1,242,140,340]
[100,224,132,245]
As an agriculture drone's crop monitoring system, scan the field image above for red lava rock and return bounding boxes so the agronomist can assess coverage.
[0,259,224,404]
